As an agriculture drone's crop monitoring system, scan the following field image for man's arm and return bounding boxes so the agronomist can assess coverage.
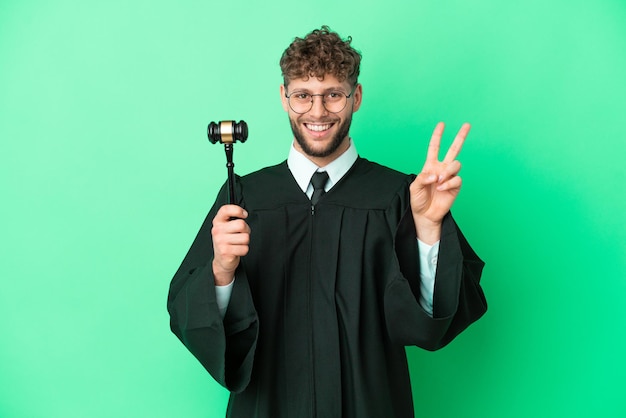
[384,122,486,349]
[167,188,258,393]
[387,211,486,351]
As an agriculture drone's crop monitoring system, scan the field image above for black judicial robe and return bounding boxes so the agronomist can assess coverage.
[167,157,487,418]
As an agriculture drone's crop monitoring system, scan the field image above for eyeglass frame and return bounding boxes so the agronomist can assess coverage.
[284,84,358,114]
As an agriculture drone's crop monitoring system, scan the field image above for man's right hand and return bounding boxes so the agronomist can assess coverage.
[211,205,250,286]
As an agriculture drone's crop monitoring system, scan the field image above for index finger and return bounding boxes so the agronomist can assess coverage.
[426,122,445,162]
[215,204,248,222]
[442,123,471,163]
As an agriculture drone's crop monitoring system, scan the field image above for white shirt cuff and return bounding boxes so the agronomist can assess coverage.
[215,279,235,318]
[417,239,440,316]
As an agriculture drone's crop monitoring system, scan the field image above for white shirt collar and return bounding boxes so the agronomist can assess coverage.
[287,139,359,196]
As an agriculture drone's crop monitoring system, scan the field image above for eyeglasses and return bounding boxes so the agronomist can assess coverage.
[285,85,357,114]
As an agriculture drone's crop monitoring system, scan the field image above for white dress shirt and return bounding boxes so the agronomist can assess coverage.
[216,139,440,317]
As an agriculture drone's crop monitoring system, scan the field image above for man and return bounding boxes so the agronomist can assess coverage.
[168,26,487,418]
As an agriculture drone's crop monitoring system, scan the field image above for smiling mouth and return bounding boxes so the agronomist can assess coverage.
[304,123,334,132]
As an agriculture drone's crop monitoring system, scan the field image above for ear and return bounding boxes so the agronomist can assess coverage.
[352,83,363,113]
[280,84,289,112]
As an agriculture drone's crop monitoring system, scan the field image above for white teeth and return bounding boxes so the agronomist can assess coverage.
[306,123,332,132]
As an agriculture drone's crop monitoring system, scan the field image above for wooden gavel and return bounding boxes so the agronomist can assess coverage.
[207,120,248,204]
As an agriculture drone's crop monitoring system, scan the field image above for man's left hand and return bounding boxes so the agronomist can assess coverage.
[410,122,470,244]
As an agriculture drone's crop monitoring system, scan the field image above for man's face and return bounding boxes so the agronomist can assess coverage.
[280,74,362,164]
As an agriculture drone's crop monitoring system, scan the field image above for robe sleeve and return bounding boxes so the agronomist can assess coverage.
[167,183,258,393]
[384,207,487,351]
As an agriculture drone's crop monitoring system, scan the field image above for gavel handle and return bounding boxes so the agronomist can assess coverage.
[225,143,235,204]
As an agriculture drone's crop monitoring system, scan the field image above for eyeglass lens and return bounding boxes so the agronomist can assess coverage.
[288,92,348,114]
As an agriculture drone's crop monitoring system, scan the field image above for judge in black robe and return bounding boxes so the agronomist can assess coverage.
[167,157,487,418]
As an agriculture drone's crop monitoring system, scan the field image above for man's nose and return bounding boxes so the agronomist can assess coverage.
[308,95,328,117]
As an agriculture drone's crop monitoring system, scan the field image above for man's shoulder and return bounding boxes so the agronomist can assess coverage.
[350,157,412,185]
[323,158,412,209]
[240,160,289,182]
[237,161,299,205]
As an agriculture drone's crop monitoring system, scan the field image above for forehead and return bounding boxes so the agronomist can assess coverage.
[286,74,351,92]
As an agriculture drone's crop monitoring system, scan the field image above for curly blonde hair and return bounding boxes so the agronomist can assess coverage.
[280,26,361,87]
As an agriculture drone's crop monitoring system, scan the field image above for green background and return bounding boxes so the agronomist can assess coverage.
[2,0,625,417]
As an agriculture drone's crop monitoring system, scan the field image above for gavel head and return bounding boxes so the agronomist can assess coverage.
[208,120,248,144]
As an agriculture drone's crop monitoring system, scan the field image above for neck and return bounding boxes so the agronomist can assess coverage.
[295,136,350,167]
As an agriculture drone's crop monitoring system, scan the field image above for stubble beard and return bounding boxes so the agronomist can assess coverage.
[290,113,353,158]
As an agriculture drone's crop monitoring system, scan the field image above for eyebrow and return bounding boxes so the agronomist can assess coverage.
[290,87,348,94]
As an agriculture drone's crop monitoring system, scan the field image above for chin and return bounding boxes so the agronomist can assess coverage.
[296,133,344,158]
[290,117,351,159]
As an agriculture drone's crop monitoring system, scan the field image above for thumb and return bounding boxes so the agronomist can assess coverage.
[414,172,437,188]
